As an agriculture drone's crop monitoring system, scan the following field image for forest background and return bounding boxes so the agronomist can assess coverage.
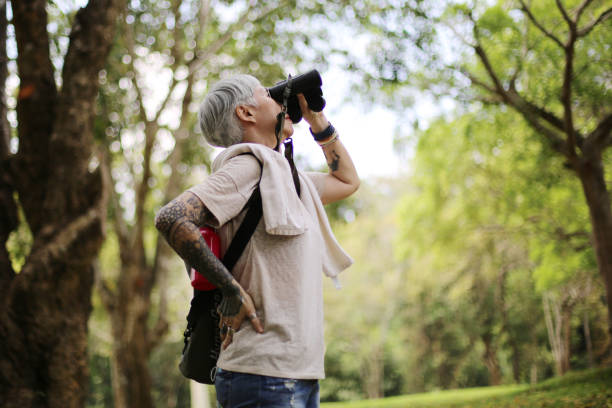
[0,0,611,407]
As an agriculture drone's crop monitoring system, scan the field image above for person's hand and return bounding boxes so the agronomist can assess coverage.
[297,93,328,133]
[218,284,264,350]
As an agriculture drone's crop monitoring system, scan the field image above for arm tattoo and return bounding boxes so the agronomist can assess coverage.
[326,150,340,172]
[155,193,243,317]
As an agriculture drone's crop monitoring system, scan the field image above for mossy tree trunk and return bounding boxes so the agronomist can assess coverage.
[0,1,124,406]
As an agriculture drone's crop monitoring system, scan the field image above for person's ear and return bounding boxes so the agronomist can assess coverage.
[236,105,256,123]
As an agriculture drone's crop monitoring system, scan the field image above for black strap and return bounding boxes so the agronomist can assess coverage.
[283,138,301,197]
[221,186,262,271]
[192,154,263,299]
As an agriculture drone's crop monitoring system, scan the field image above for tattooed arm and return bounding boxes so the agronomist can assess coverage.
[155,192,258,324]
[297,94,360,205]
[319,136,360,204]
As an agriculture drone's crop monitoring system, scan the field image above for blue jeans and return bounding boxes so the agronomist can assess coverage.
[215,368,320,408]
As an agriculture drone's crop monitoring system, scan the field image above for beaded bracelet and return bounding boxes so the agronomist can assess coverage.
[318,132,339,148]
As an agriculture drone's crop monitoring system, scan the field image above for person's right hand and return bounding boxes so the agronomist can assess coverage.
[218,283,264,350]
[297,93,328,133]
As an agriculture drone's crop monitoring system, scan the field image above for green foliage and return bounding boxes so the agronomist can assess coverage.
[322,178,411,401]
[321,368,612,408]
[87,353,113,408]
[391,104,604,391]
[5,198,32,273]
[149,340,191,408]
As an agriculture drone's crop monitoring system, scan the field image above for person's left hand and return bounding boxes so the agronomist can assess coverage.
[218,285,263,350]
[297,93,328,133]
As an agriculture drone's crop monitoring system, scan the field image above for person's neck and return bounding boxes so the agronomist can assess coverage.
[242,129,276,149]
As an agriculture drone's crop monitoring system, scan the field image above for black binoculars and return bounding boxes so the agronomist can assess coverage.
[267,70,326,123]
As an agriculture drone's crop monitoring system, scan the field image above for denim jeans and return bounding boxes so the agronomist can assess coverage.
[215,368,320,408]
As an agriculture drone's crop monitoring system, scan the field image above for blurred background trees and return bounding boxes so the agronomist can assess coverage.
[1,0,610,407]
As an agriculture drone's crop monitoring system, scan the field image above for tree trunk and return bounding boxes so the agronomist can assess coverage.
[560,302,572,374]
[362,346,384,399]
[0,1,123,406]
[530,363,537,385]
[583,309,594,368]
[0,0,17,291]
[543,292,574,376]
[104,257,158,408]
[481,334,502,385]
[110,323,155,408]
[576,155,612,362]
[497,264,521,382]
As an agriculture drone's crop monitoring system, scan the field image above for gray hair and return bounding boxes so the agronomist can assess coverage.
[198,74,260,147]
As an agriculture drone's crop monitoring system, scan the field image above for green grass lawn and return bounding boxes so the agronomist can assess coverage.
[321,367,612,408]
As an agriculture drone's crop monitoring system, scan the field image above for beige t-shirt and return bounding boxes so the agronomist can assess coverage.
[188,153,335,380]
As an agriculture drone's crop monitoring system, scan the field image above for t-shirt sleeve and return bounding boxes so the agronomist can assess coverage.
[188,155,260,227]
[305,171,326,199]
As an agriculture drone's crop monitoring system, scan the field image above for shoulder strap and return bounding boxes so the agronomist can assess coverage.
[221,185,262,271]
[220,152,263,272]
[190,153,262,306]
[187,154,262,333]
[283,138,301,197]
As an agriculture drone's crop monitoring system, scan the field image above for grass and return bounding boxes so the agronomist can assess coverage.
[321,367,612,408]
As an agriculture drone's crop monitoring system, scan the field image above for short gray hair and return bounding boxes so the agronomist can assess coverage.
[198,74,260,147]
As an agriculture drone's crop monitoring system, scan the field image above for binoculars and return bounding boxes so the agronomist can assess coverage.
[267,70,326,123]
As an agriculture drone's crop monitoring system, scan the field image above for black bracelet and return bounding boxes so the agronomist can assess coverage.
[310,122,335,142]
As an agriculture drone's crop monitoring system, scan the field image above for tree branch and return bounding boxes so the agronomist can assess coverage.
[146,261,169,354]
[460,69,497,94]
[441,18,475,48]
[188,2,284,78]
[146,313,169,355]
[19,196,106,281]
[198,0,212,38]
[39,0,124,225]
[101,144,130,263]
[507,90,569,155]
[94,259,116,312]
[577,7,612,37]
[584,113,612,153]
[473,45,507,96]
[470,17,569,156]
[475,96,503,106]
[559,22,579,159]
[473,42,566,136]
[575,0,594,21]
[56,0,125,148]
[133,121,156,257]
[12,0,58,232]
[517,0,565,48]
[555,0,573,27]
[123,21,151,124]
[522,99,566,132]
[148,78,195,292]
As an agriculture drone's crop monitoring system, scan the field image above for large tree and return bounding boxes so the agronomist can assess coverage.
[0,1,124,406]
[341,0,612,355]
[447,0,612,357]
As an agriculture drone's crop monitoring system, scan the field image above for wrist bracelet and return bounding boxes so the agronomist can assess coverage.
[310,122,335,141]
[318,132,339,148]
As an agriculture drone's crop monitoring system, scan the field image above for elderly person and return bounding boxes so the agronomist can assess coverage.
[155,73,359,407]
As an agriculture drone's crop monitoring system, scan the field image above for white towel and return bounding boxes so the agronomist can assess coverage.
[213,143,308,236]
[213,143,353,282]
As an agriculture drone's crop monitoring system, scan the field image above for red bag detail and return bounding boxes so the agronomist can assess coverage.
[190,227,220,291]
